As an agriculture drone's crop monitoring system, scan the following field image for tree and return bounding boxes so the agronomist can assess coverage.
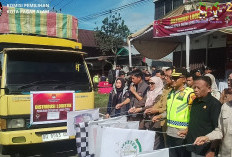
[95,13,131,57]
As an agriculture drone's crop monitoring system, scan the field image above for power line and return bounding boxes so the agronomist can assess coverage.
[79,1,149,21]
[48,0,67,13]
[52,0,65,8]
[79,0,152,21]
[50,0,79,13]
[49,0,69,12]
[59,0,77,10]
[44,0,54,9]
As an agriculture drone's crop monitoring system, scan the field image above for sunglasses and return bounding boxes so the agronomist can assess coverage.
[165,75,171,78]
[148,82,155,85]
[171,76,184,81]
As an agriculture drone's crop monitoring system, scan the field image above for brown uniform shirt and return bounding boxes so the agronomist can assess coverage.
[152,84,172,126]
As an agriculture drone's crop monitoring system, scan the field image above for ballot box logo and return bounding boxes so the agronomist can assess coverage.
[120,139,142,156]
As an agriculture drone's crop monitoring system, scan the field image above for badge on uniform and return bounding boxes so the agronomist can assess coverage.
[177,92,186,100]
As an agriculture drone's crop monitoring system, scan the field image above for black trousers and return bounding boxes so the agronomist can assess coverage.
[154,128,165,150]
[166,135,191,157]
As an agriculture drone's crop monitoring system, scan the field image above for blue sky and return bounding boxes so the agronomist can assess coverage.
[1,0,154,33]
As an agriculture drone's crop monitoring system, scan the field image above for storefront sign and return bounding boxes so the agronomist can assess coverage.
[30,91,75,125]
[154,3,232,37]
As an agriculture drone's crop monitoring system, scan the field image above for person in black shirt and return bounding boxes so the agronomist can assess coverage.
[106,78,130,118]
[185,76,222,157]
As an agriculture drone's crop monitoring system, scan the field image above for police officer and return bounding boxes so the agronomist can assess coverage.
[165,68,195,157]
[93,74,100,91]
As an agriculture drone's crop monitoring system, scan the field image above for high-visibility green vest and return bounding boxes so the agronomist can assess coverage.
[93,75,99,83]
[167,87,194,129]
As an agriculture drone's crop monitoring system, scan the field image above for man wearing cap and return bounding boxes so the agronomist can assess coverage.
[165,68,195,157]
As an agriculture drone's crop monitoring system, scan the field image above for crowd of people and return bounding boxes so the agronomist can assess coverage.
[100,65,232,157]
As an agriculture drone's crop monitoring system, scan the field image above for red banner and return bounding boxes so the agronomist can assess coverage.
[154,3,232,37]
[31,91,75,125]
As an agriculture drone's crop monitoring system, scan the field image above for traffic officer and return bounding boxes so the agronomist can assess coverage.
[165,68,195,157]
[93,74,100,91]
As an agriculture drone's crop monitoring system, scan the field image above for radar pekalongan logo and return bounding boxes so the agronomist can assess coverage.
[0,2,3,16]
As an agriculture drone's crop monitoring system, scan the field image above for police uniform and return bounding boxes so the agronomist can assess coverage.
[167,87,194,130]
[93,75,99,91]
[166,69,195,157]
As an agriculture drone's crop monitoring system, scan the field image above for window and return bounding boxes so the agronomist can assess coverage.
[155,0,184,20]
[6,51,91,94]
[165,0,173,14]
[173,0,183,9]
[155,0,165,20]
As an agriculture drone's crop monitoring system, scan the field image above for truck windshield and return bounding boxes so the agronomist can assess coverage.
[6,51,91,94]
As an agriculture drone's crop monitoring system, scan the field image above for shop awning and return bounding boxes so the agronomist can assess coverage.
[128,5,186,59]
[220,26,232,34]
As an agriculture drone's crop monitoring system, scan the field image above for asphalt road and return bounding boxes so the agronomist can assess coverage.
[0,140,78,157]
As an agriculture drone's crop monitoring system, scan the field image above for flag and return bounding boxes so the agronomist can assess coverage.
[136,148,169,157]
[67,108,99,136]
[88,121,139,154]
[75,122,94,157]
[88,116,128,154]
[99,121,139,129]
[97,127,155,157]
